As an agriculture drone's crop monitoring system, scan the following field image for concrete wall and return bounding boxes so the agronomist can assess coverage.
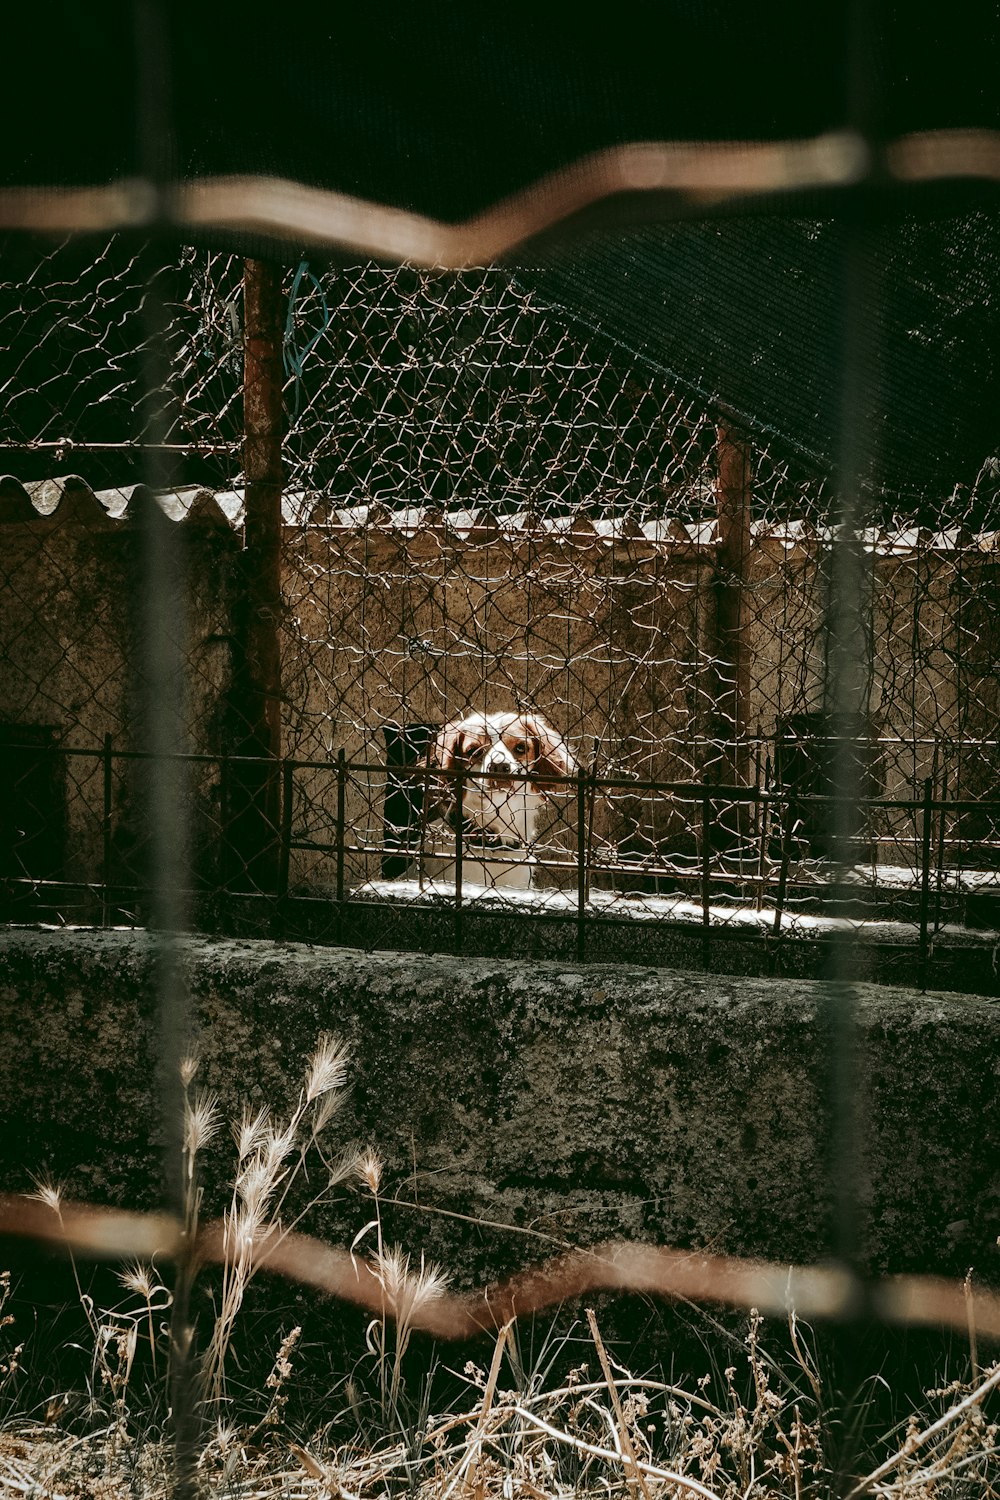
[1,927,998,1286]
[0,505,237,897]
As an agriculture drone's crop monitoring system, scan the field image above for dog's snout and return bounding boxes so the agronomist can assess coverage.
[485,748,516,787]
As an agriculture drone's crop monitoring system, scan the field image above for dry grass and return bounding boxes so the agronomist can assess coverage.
[0,1302,995,1500]
[3,1282,999,1498]
[2,1040,999,1498]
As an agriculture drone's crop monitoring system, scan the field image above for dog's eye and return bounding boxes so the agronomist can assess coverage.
[512,740,528,756]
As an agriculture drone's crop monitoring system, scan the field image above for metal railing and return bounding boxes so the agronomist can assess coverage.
[5,740,998,989]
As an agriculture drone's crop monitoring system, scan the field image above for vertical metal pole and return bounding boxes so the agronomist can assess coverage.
[823,8,882,1485]
[274,758,294,941]
[757,751,772,912]
[933,764,948,934]
[335,749,346,940]
[417,759,429,891]
[576,763,587,962]
[825,230,878,1277]
[102,733,113,928]
[772,794,796,940]
[713,426,753,845]
[917,775,934,991]
[218,753,230,889]
[227,258,285,892]
[454,770,465,953]
[131,2,199,1492]
[701,789,712,968]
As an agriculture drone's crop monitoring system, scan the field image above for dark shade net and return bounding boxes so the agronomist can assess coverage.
[518,213,1000,500]
[5,4,998,218]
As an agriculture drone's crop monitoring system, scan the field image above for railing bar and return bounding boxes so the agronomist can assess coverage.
[335,749,346,943]
[417,760,430,892]
[0,438,239,451]
[275,760,294,942]
[756,749,772,912]
[454,769,464,954]
[933,765,948,935]
[102,732,113,929]
[917,775,934,991]
[290,834,998,883]
[576,763,587,962]
[772,797,796,939]
[0,873,972,948]
[14,743,1000,817]
[7,868,972,912]
[701,790,712,968]
[219,752,230,891]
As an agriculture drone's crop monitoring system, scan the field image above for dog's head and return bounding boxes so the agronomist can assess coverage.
[427,711,575,827]
[430,711,574,786]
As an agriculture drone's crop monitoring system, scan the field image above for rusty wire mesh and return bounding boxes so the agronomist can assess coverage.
[1,236,999,951]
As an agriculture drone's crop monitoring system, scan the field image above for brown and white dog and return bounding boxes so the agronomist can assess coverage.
[424,710,576,887]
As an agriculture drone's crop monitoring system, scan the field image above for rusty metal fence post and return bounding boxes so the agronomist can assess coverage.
[225,258,285,894]
[712,426,753,847]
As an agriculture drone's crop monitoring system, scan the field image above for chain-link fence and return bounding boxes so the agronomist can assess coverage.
[1,236,998,969]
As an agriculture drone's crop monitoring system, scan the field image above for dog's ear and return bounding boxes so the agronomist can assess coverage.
[425,725,462,823]
[429,725,466,773]
[426,725,489,826]
[522,717,576,794]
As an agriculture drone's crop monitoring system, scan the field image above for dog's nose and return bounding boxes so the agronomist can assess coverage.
[486,752,513,783]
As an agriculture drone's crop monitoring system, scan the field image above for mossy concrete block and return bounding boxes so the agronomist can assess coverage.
[0,928,998,1283]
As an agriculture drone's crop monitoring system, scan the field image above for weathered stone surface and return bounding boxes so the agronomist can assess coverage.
[1,927,998,1285]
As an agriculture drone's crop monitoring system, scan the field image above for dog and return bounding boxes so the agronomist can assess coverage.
[423,711,576,888]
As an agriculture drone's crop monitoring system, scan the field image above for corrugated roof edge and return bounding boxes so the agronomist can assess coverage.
[0,476,245,527]
[0,475,996,555]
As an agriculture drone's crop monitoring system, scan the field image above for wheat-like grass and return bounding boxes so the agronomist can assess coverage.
[355,1147,384,1196]
[304,1031,350,1103]
[178,1055,199,1089]
[198,1033,354,1408]
[370,1244,450,1414]
[182,1090,220,1161]
[232,1103,271,1162]
[26,1173,63,1214]
[116,1262,168,1381]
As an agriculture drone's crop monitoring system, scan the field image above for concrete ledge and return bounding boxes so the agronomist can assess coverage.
[199,889,1000,999]
[1,927,998,1284]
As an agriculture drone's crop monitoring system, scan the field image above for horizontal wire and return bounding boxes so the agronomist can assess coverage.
[1,129,999,261]
[3,1192,1000,1345]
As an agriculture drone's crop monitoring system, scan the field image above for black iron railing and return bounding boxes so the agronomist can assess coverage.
[4,740,998,986]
